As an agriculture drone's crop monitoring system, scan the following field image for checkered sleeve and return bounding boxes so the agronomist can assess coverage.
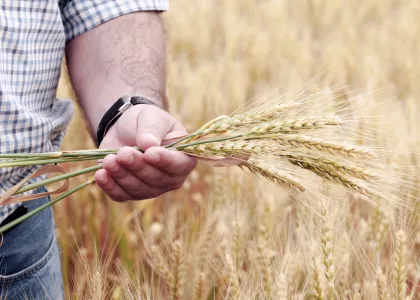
[60,0,169,43]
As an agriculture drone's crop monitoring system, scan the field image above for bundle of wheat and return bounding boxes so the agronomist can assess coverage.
[0,97,387,234]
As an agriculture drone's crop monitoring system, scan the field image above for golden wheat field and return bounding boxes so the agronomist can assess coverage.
[54,0,420,299]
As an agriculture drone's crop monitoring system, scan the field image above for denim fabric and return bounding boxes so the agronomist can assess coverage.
[0,187,64,299]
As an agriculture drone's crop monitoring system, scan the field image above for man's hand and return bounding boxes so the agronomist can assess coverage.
[65,11,194,201]
[93,105,197,201]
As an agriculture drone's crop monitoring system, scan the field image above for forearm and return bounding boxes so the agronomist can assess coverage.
[65,12,167,141]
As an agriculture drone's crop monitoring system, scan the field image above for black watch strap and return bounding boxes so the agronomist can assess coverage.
[96,95,157,147]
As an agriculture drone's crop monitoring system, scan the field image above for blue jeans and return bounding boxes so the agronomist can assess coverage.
[0,187,64,299]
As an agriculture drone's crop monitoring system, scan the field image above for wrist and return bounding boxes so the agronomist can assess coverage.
[96,95,159,147]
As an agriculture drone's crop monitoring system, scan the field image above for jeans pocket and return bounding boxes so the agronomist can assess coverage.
[0,234,57,283]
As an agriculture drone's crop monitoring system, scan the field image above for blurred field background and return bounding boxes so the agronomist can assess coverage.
[55,0,420,299]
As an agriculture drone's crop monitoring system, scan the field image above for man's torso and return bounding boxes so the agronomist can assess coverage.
[0,1,74,223]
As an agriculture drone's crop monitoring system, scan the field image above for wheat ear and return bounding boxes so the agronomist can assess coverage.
[193,272,206,300]
[193,221,216,300]
[170,241,185,300]
[274,134,377,158]
[276,273,287,300]
[320,207,335,300]
[287,155,377,181]
[202,103,303,134]
[376,268,388,300]
[312,258,325,300]
[289,158,369,195]
[226,253,240,299]
[151,245,173,284]
[260,201,272,245]
[393,230,407,300]
[183,140,282,156]
[240,161,305,192]
[257,242,272,300]
[232,221,242,270]
[247,116,342,135]
[258,201,273,300]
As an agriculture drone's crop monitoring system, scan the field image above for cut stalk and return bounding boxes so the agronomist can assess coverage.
[15,164,102,195]
[164,132,199,148]
[0,179,95,234]
[0,156,104,168]
[0,152,63,159]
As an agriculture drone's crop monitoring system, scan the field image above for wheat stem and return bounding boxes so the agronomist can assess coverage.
[0,156,104,168]
[15,164,102,195]
[0,179,94,234]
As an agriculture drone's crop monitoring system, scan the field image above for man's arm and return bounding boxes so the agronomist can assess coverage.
[66,12,196,202]
[66,12,167,137]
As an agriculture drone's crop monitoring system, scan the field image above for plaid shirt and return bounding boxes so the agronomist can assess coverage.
[0,0,168,224]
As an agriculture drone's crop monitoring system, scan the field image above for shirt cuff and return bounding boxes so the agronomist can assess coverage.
[61,0,169,43]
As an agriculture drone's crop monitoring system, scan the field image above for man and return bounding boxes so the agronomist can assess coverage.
[0,1,196,298]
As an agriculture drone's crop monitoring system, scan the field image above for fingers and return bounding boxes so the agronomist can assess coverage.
[136,105,181,150]
[161,121,188,141]
[94,169,133,202]
[143,147,197,176]
[96,147,191,201]
[114,147,185,188]
[95,103,197,202]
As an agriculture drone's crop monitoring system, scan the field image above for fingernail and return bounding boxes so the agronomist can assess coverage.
[108,162,119,172]
[147,149,160,163]
[122,153,134,164]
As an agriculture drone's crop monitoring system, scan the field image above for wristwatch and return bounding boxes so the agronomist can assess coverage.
[96,95,157,147]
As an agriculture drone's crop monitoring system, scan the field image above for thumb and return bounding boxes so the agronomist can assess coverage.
[136,105,175,150]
